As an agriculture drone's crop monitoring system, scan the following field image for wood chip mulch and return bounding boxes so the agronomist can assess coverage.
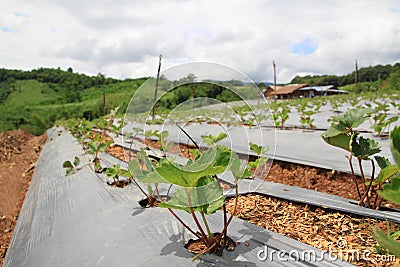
[226,194,400,267]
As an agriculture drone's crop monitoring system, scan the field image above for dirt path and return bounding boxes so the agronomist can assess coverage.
[0,130,47,266]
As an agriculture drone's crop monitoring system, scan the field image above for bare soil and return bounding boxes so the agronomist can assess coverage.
[0,130,47,267]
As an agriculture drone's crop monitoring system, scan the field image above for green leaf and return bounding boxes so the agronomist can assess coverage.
[336,108,373,129]
[249,142,269,156]
[159,130,169,140]
[63,160,73,168]
[374,156,391,170]
[87,143,97,154]
[351,136,381,160]
[137,149,155,171]
[201,132,228,146]
[66,168,74,176]
[321,124,345,138]
[322,132,352,152]
[390,126,400,166]
[230,153,251,181]
[141,171,167,184]
[73,156,80,167]
[155,147,227,187]
[375,164,400,184]
[371,226,400,258]
[378,176,400,205]
[158,178,225,215]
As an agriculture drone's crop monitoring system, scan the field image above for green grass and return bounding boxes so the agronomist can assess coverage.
[0,78,146,135]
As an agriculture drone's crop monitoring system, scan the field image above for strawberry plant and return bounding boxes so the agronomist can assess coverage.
[87,132,113,172]
[105,163,131,187]
[152,146,247,259]
[125,130,252,258]
[63,156,81,176]
[299,109,316,129]
[124,127,144,161]
[322,108,386,209]
[371,127,400,258]
[109,117,126,137]
[201,132,228,147]
[269,103,290,129]
[144,129,171,153]
[248,142,268,176]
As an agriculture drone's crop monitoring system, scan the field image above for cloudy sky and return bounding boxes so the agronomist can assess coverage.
[1,0,399,83]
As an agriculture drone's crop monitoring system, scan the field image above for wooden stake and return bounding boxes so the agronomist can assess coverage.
[355,60,359,94]
[152,54,162,118]
[273,61,277,100]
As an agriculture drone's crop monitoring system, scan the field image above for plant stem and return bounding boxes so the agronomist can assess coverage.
[186,190,210,246]
[130,177,151,199]
[200,212,213,239]
[223,204,227,247]
[357,157,371,207]
[373,184,382,209]
[215,184,238,246]
[359,159,375,208]
[348,154,362,200]
[166,208,201,239]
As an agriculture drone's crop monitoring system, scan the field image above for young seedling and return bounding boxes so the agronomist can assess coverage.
[87,132,113,172]
[269,104,290,129]
[124,127,144,161]
[201,132,228,147]
[299,109,316,129]
[62,156,81,176]
[144,129,171,153]
[105,163,131,187]
[109,117,126,137]
[248,142,269,177]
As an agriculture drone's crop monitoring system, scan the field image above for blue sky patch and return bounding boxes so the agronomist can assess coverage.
[14,12,28,18]
[292,38,318,55]
[1,27,12,32]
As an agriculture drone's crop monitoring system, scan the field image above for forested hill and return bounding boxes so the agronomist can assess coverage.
[290,63,400,87]
[0,67,124,104]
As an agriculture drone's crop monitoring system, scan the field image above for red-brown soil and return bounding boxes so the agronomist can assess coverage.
[0,130,46,266]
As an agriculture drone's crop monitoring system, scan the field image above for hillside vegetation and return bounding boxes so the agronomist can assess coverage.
[291,63,400,90]
[0,63,399,135]
[0,68,248,134]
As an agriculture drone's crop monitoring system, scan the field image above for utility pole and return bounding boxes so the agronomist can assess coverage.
[355,60,359,94]
[192,85,195,110]
[378,73,381,91]
[103,87,106,115]
[152,54,162,118]
[273,61,277,100]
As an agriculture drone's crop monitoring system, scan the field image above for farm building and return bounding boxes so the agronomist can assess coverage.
[298,85,349,98]
[264,84,348,99]
[264,84,308,99]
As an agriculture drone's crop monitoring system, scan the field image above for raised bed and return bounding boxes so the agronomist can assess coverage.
[4,127,356,267]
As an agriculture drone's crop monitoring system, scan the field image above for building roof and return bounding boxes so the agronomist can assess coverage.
[299,85,348,94]
[274,84,308,95]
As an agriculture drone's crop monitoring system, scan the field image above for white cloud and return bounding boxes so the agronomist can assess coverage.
[0,0,399,83]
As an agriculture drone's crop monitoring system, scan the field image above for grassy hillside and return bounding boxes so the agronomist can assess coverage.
[0,78,146,135]
[0,74,255,135]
